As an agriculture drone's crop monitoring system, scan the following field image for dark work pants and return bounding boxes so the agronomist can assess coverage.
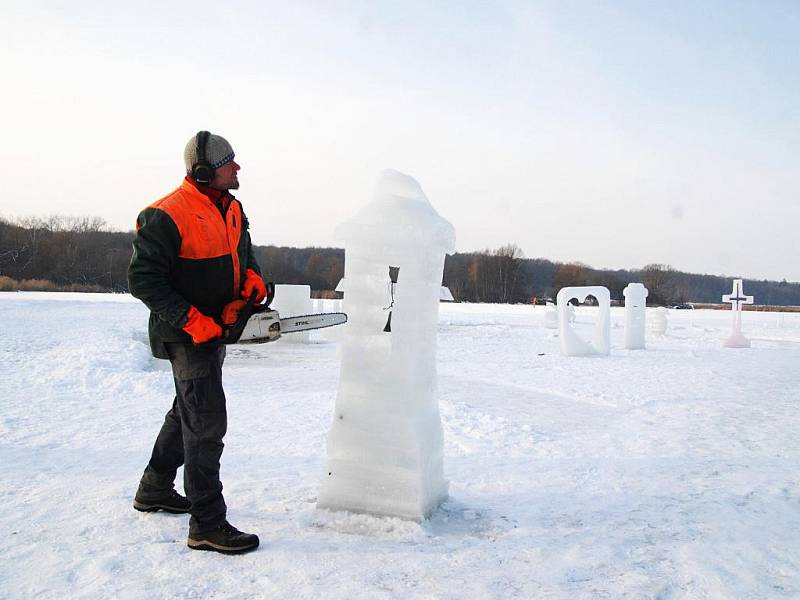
[137,343,228,535]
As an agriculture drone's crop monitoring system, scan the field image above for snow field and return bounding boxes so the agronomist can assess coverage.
[1,292,799,599]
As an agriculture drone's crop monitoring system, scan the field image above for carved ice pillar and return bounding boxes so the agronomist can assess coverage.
[623,283,648,350]
[317,169,455,520]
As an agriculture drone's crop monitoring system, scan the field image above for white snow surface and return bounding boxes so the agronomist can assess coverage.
[2,292,799,599]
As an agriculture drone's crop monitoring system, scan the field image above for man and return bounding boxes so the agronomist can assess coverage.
[128,131,266,554]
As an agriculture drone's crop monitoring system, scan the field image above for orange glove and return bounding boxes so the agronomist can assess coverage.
[182,306,223,344]
[221,299,248,326]
[241,268,267,303]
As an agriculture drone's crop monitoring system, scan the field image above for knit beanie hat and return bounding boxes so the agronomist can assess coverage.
[184,132,235,174]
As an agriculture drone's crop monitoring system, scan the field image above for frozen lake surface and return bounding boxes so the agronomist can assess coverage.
[1,292,799,599]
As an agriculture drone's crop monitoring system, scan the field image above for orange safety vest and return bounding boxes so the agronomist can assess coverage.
[146,178,245,299]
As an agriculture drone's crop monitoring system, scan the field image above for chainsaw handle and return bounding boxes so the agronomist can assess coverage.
[195,281,275,349]
[265,281,275,308]
[196,291,258,350]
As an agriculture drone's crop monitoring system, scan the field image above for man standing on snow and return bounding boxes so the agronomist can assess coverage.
[128,131,265,554]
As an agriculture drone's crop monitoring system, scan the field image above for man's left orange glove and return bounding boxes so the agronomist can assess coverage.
[221,299,248,326]
[241,268,267,303]
[182,306,223,344]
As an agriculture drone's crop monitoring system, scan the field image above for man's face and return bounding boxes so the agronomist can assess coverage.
[210,160,240,191]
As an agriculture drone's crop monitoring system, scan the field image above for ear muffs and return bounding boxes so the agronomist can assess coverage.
[191,130,214,185]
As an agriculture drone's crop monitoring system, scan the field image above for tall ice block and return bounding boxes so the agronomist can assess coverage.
[317,169,455,520]
[623,283,648,350]
[272,284,312,343]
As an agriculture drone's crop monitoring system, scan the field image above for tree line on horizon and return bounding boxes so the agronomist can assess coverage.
[1,215,799,306]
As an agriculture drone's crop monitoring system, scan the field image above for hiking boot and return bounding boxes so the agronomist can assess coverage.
[133,489,191,514]
[187,521,260,554]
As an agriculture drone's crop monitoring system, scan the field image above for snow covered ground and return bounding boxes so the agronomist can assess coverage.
[2,292,799,599]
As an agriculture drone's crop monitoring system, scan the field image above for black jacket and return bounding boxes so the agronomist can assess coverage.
[128,178,260,358]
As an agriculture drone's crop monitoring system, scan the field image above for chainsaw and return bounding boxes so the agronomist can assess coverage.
[199,283,346,349]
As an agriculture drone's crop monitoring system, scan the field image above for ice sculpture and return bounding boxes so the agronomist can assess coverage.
[272,284,312,343]
[319,297,346,343]
[566,304,577,324]
[556,286,611,356]
[623,283,648,350]
[317,169,455,520]
[650,307,668,336]
[544,302,558,329]
[722,279,753,348]
[336,278,456,304]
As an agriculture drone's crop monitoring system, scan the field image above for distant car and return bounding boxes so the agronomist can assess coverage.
[672,303,694,310]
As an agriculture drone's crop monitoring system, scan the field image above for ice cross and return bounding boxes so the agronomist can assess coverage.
[722,279,753,312]
[721,279,753,348]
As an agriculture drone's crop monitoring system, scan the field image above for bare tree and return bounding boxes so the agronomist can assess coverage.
[641,263,677,305]
[553,262,588,292]
[494,243,524,303]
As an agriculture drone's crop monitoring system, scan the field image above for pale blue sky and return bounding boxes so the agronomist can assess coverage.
[2,1,798,281]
